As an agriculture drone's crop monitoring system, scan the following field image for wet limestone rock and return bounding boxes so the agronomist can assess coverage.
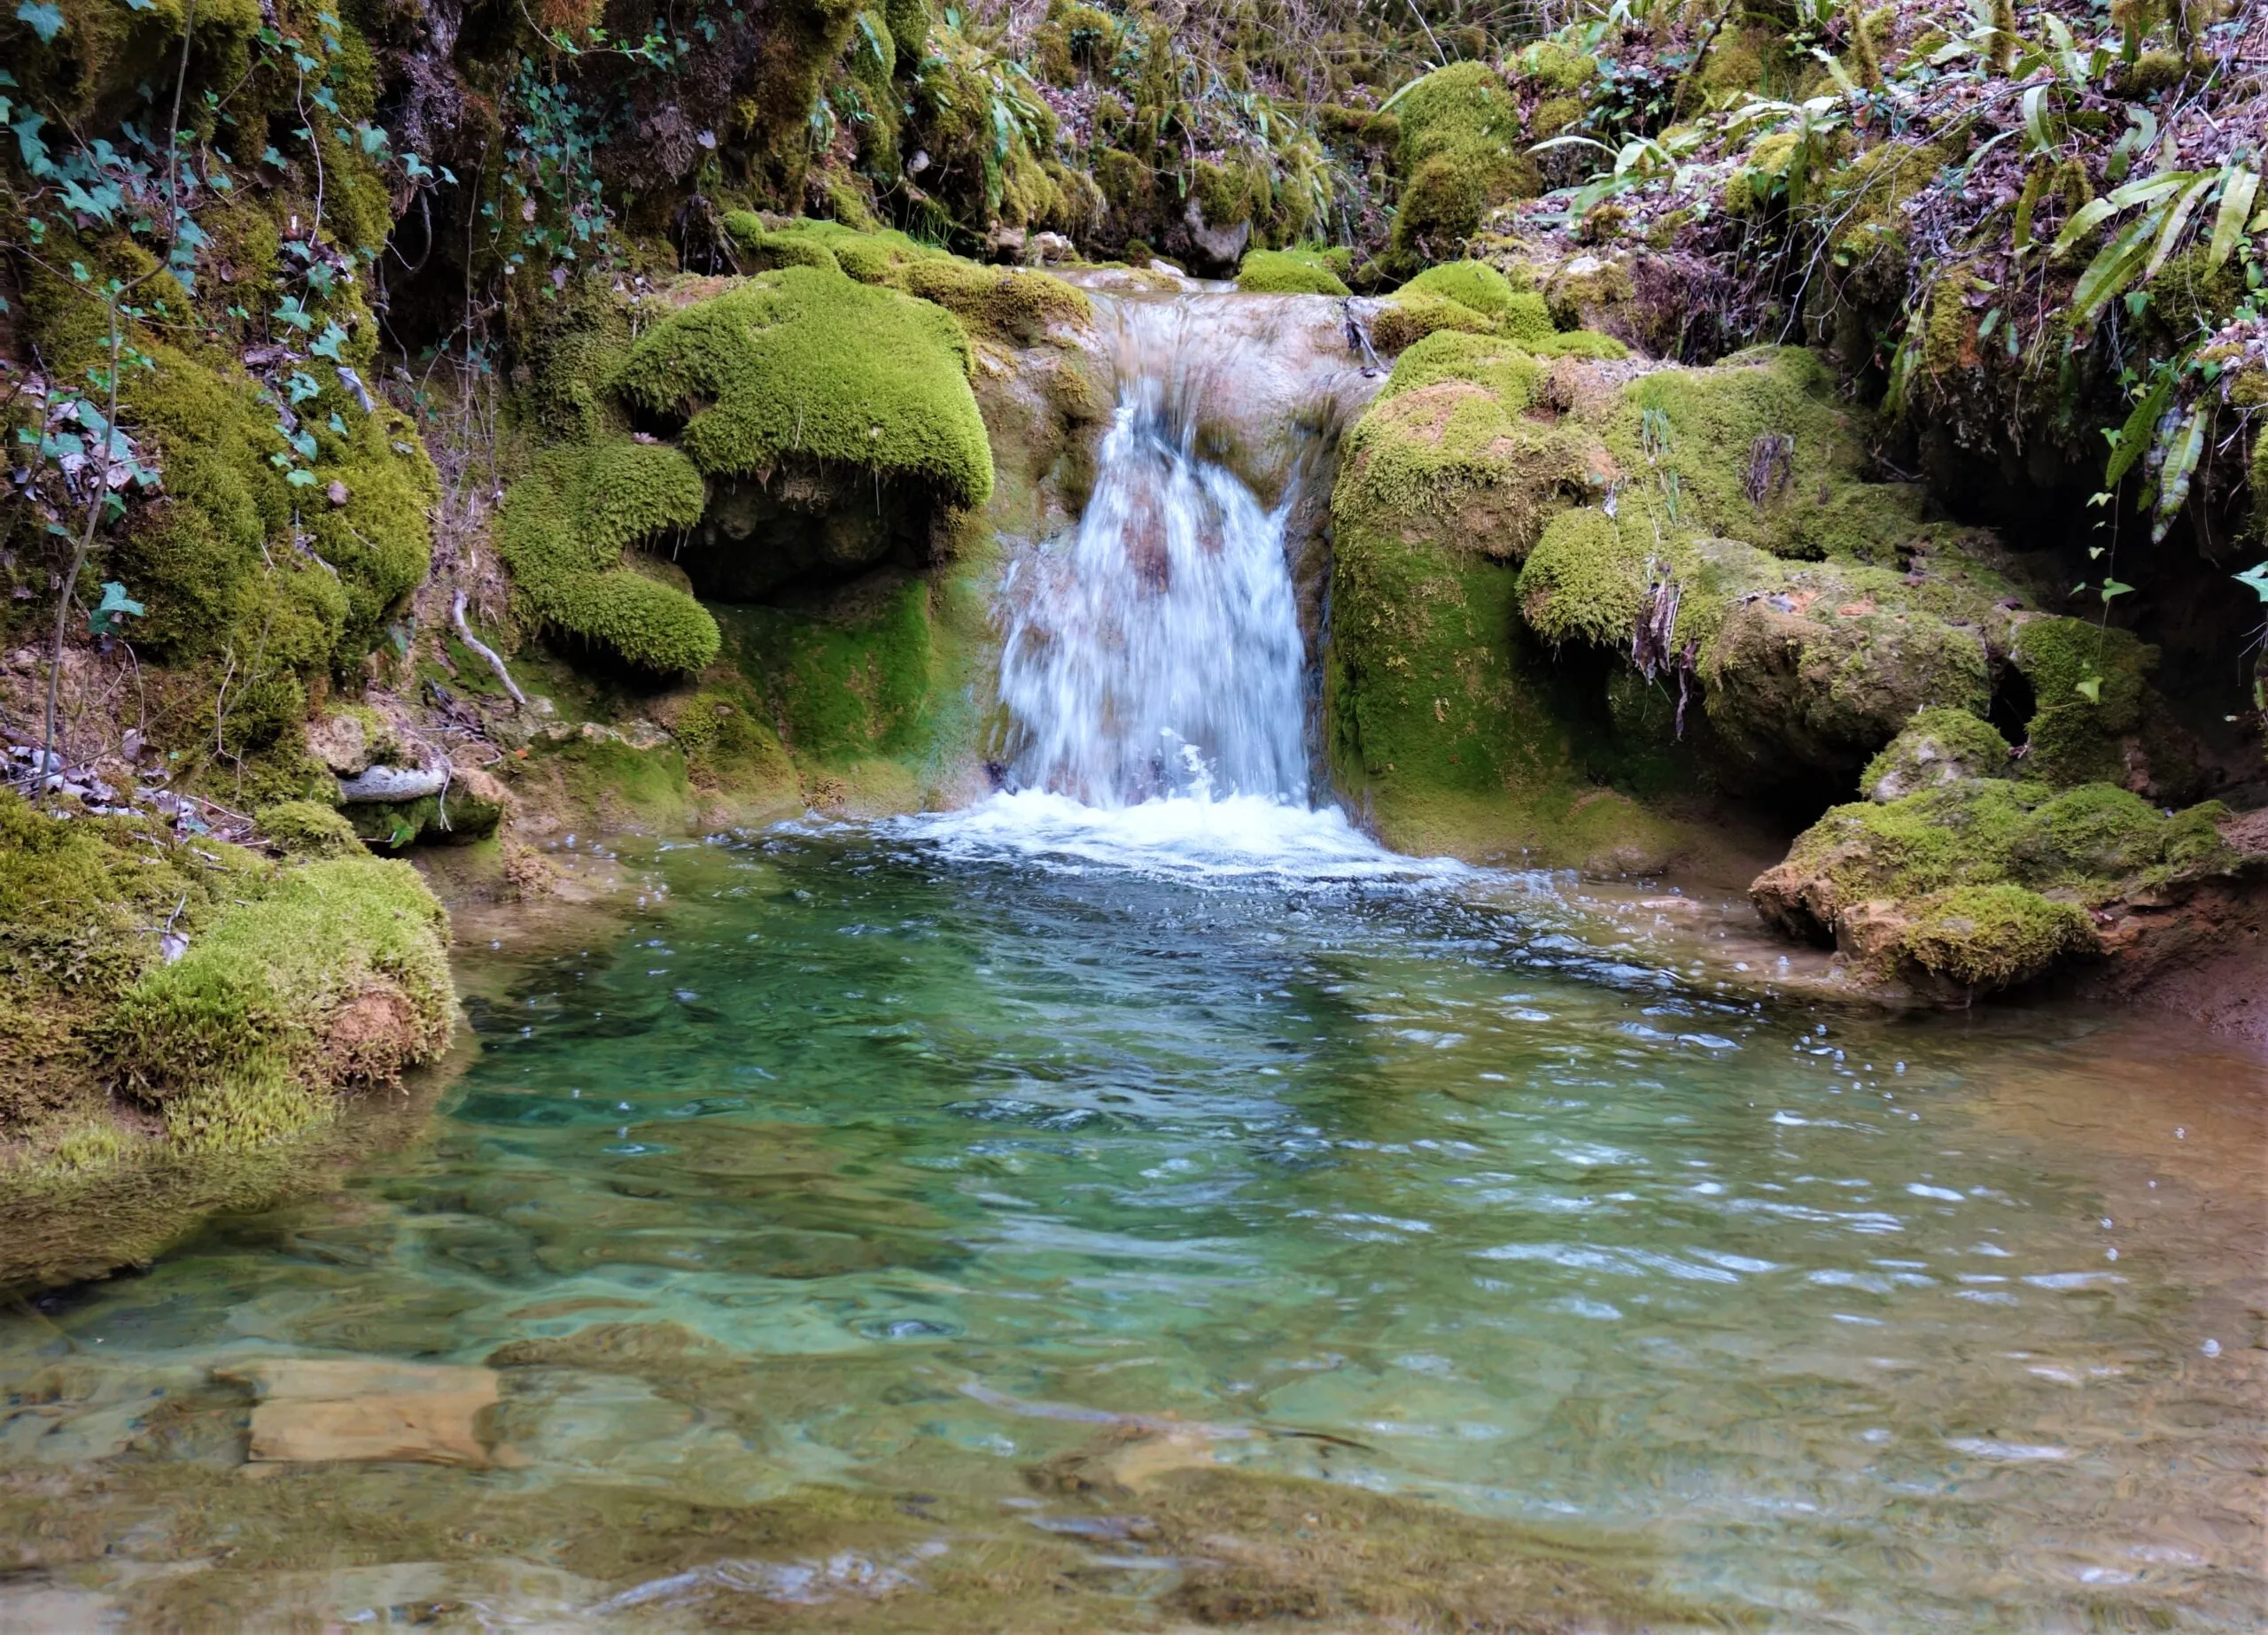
[1175,192,1253,276]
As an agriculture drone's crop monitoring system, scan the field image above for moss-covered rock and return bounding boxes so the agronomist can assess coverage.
[1237,248,1352,296]
[1860,709,2012,801]
[1898,885,2094,990]
[254,800,365,858]
[2005,615,2190,793]
[1518,508,1648,647]
[496,440,720,675]
[1751,774,2244,994]
[617,265,994,511]
[1390,62,1537,260]
[1,793,451,1175]
[107,856,452,1149]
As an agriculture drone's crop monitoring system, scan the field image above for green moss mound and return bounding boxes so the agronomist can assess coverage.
[106,337,436,736]
[897,258,1093,345]
[1755,774,2241,991]
[1,794,452,1174]
[1900,885,2093,990]
[107,856,452,1150]
[1237,248,1351,296]
[1380,329,1545,407]
[496,440,720,676]
[2007,616,2157,787]
[254,800,364,858]
[1612,346,1908,562]
[1390,62,1537,258]
[1371,262,1618,358]
[616,266,994,510]
[1518,508,1648,647]
[1401,262,1551,339]
[1336,378,1591,562]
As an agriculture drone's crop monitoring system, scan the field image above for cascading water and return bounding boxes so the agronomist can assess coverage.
[997,299,1312,808]
[905,291,1439,881]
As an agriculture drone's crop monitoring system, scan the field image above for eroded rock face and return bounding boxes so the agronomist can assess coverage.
[1169,196,1252,276]
[1700,590,1995,783]
[687,463,942,601]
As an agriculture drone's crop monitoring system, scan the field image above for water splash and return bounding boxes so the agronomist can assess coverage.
[996,300,1311,807]
[888,789,1468,887]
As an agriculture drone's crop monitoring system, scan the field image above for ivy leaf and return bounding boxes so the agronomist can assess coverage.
[87,581,144,636]
[15,2,66,43]
[12,109,52,175]
[2075,676,2103,704]
[2100,577,2134,602]
[2236,562,2268,603]
[308,322,347,360]
[284,467,317,486]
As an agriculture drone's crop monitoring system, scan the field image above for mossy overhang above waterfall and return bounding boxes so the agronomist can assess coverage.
[718,215,1093,345]
[615,265,997,511]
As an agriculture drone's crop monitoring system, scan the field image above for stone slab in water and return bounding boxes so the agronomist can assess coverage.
[214,1358,500,1468]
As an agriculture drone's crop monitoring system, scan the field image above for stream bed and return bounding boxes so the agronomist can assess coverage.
[2,802,2263,1630]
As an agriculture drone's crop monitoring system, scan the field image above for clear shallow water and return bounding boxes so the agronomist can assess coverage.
[4,805,2264,1629]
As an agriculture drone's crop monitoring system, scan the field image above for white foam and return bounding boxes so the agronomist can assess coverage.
[884,789,1468,887]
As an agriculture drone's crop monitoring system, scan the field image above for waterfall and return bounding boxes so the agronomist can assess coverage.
[897,292,1452,883]
[996,300,1311,808]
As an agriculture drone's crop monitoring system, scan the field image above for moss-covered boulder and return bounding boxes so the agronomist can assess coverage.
[108,856,452,1148]
[1,793,453,1174]
[1751,776,2249,996]
[2007,615,2200,800]
[1389,63,1538,260]
[1238,247,1352,296]
[254,800,365,859]
[1337,330,2024,812]
[1860,709,2013,802]
[1324,331,1675,866]
[720,217,1093,346]
[620,264,993,509]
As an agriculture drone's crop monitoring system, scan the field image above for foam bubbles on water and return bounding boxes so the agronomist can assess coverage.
[888,788,1467,887]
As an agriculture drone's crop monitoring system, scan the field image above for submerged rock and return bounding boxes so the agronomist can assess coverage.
[214,1358,501,1468]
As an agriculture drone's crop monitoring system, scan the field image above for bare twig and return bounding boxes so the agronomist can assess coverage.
[452,588,527,708]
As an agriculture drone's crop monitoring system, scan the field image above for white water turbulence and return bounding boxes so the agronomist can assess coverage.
[998,299,1309,808]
